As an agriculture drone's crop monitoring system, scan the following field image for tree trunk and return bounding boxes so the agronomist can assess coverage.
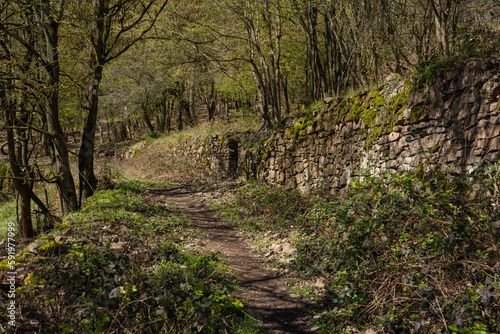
[78,68,101,200]
[4,106,34,238]
[434,13,449,56]
[159,99,167,132]
[79,0,105,200]
[430,0,457,57]
[40,15,78,214]
[48,89,79,214]
[19,191,33,238]
[206,80,217,121]
[106,121,112,142]
[98,122,103,144]
[188,73,197,126]
[166,100,173,133]
[143,104,155,133]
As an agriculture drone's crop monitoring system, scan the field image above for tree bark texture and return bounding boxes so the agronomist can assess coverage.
[79,0,105,200]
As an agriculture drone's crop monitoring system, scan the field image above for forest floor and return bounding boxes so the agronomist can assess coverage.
[3,121,498,333]
[108,132,320,332]
[119,177,319,333]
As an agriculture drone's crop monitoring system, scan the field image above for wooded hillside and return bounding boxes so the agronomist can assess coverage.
[1,1,500,333]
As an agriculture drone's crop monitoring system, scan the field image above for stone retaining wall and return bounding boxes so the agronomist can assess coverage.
[196,60,500,194]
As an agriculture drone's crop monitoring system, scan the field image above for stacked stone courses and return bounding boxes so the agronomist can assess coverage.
[191,60,500,195]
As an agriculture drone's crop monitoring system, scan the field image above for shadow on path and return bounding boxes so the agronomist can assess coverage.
[145,185,318,334]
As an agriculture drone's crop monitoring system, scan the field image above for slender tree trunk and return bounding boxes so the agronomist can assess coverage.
[167,100,173,133]
[78,66,102,200]
[159,98,167,132]
[40,15,79,214]
[106,121,112,142]
[281,76,290,116]
[434,14,449,56]
[224,99,229,120]
[79,0,105,200]
[119,121,128,140]
[188,72,197,126]
[19,192,32,238]
[48,84,79,214]
[177,99,184,131]
[4,106,34,238]
[154,114,160,132]
[206,80,217,121]
[431,0,457,57]
[143,103,155,133]
[98,122,103,144]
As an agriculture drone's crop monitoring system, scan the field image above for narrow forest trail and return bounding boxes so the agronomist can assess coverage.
[143,185,317,334]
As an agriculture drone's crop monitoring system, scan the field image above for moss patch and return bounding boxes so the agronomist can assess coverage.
[287,109,321,140]
[286,77,426,150]
[410,103,428,123]
[0,251,34,270]
[428,142,440,154]
[364,126,383,149]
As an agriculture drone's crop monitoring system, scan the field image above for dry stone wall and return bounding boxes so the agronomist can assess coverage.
[196,60,500,194]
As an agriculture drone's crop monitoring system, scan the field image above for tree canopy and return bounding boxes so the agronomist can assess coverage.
[1,0,498,236]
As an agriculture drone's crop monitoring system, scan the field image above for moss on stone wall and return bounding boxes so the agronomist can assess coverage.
[181,58,499,197]
[409,103,428,123]
[287,110,318,140]
[286,78,421,150]
[364,126,383,149]
[363,79,416,148]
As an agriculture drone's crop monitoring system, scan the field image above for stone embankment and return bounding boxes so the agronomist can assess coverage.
[187,60,500,194]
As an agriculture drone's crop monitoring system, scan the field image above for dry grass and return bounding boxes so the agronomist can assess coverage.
[116,116,260,185]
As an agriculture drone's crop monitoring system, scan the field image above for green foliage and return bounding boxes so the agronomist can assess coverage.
[286,100,327,140]
[413,31,500,88]
[307,100,325,111]
[27,241,244,333]
[0,200,17,237]
[453,30,500,61]
[59,107,84,131]
[413,58,455,87]
[328,87,385,127]
[301,168,499,332]
[214,164,500,333]
[9,181,252,333]
[215,185,311,234]
[385,79,412,120]
[0,161,13,194]
[148,131,160,139]
[410,103,428,123]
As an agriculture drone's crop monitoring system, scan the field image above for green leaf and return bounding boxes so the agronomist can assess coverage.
[231,299,244,308]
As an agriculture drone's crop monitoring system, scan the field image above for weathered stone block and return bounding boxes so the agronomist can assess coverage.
[488,126,500,138]
[467,155,482,165]
[485,150,500,162]
[427,127,448,134]
[474,148,488,156]
[278,171,285,183]
[490,137,500,151]
[476,139,489,149]
[388,131,401,142]
[326,164,335,175]
[284,177,297,189]
[477,119,490,128]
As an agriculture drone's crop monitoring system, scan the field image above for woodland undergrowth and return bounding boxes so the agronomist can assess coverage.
[0,179,255,333]
[211,164,500,333]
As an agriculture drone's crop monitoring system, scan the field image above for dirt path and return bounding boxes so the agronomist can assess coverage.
[144,185,316,334]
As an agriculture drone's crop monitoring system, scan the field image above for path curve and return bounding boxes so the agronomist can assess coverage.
[145,185,316,334]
